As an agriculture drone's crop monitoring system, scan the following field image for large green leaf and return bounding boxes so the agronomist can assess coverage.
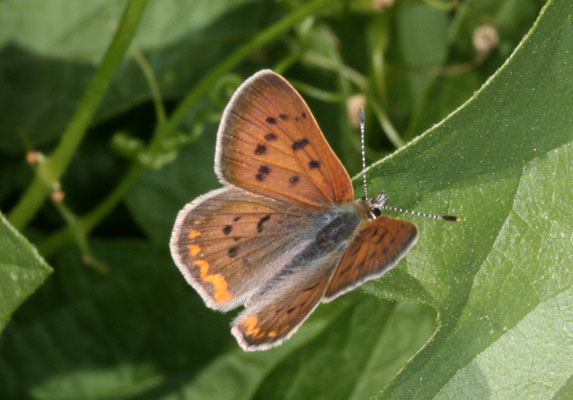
[363,0,572,397]
[0,212,51,334]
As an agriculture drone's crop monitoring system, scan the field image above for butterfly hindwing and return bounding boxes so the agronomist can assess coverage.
[170,188,313,311]
[215,70,354,211]
[231,251,342,351]
[324,215,418,301]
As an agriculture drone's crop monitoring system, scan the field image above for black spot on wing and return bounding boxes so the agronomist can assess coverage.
[255,144,267,155]
[255,165,271,181]
[292,138,309,150]
[228,246,239,258]
[266,117,277,125]
[223,225,232,235]
[265,132,277,141]
[279,114,288,121]
[289,175,300,185]
[309,160,320,169]
[257,215,271,233]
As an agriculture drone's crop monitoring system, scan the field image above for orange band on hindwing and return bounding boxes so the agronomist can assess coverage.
[193,260,234,303]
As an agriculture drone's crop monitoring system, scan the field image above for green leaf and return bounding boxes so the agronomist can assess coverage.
[394,3,450,103]
[0,212,51,333]
[362,0,572,397]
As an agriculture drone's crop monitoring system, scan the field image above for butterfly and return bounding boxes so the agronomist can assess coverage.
[171,70,437,351]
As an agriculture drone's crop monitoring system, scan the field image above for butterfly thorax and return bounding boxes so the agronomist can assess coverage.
[313,208,362,254]
[312,193,391,250]
[277,203,364,271]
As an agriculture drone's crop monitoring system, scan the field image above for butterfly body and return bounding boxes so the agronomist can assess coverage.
[249,202,365,299]
[171,70,418,351]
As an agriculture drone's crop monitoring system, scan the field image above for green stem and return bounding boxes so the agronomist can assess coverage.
[50,198,109,273]
[290,79,349,103]
[369,94,405,148]
[8,0,149,230]
[131,47,167,126]
[302,53,367,90]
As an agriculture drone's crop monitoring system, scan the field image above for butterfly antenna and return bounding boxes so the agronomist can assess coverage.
[382,205,460,222]
[360,106,368,199]
[359,106,459,222]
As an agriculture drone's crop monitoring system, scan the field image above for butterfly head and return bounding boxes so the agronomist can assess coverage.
[359,192,389,220]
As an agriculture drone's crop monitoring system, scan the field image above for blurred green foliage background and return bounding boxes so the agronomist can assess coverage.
[1,0,571,399]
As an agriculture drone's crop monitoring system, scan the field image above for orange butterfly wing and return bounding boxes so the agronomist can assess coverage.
[215,70,354,211]
[170,188,313,311]
[324,215,418,301]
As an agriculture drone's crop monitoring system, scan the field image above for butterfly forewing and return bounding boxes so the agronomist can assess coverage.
[324,216,418,301]
[215,70,354,211]
[170,188,313,311]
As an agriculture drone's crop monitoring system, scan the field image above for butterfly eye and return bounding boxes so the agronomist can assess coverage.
[372,208,381,218]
